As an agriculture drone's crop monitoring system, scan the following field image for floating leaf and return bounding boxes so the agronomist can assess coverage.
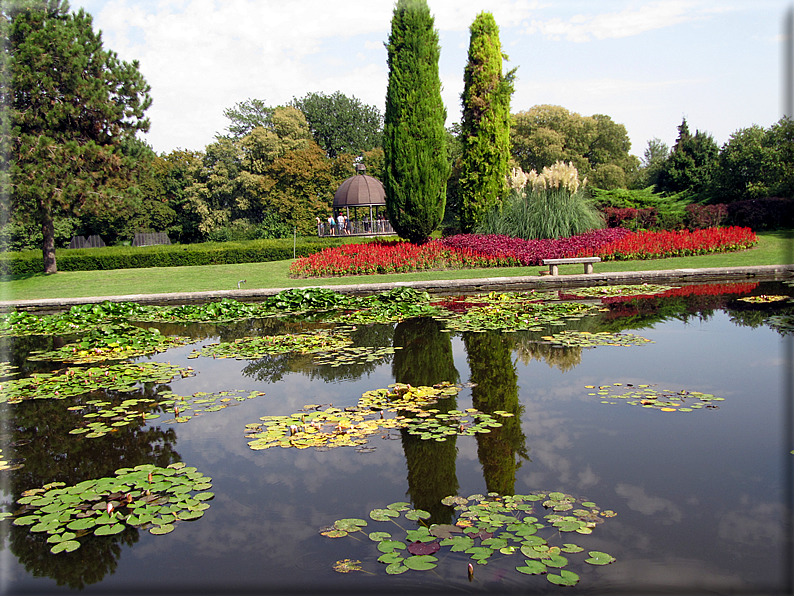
[333,559,362,573]
[149,524,174,535]
[385,562,408,575]
[407,541,440,555]
[585,551,616,565]
[403,555,437,571]
[547,570,580,586]
[516,560,547,575]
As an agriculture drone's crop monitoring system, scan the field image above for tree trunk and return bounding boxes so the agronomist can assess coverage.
[40,202,57,274]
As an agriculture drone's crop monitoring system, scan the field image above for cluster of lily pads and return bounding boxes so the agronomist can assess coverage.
[737,295,790,304]
[540,330,654,349]
[323,492,615,585]
[66,389,267,437]
[27,324,192,364]
[10,463,213,553]
[585,383,725,412]
[186,329,352,360]
[245,383,510,451]
[0,362,194,404]
[558,284,676,299]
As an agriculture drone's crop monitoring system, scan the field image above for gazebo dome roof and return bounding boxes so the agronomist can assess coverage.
[333,169,386,208]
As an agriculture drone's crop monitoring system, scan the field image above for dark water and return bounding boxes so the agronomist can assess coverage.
[2,281,793,595]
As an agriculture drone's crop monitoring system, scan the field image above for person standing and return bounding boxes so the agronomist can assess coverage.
[328,214,336,236]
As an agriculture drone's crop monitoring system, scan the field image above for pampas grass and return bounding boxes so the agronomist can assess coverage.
[476,187,605,240]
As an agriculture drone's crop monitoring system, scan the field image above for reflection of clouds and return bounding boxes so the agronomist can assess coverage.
[578,465,599,488]
[717,495,787,546]
[597,556,747,593]
[615,483,682,523]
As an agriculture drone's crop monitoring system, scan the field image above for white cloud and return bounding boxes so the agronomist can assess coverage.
[615,483,683,523]
[523,1,723,43]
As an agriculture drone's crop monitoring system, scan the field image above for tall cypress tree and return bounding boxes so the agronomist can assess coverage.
[3,1,151,273]
[383,0,449,244]
[459,12,515,233]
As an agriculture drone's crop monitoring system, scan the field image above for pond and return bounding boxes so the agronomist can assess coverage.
[1,280,792,594]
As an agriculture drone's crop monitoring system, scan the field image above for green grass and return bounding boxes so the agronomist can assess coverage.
[1,230,791,302]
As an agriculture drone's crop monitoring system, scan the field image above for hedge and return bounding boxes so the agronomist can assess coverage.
[0,237,347,276]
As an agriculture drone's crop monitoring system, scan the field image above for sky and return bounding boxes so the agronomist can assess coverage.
[68,0,793,160]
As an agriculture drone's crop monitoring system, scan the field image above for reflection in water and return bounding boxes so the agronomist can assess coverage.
[3,385,181,589]
[243,323,396,383]
[394,318,460,524]
[511,333,583,372]
[465,331,529,495]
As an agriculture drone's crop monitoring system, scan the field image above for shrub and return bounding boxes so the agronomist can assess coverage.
[476,187,604,240]
[602,207,658,230]
[684,204,728,230]
[726,197,794,230]
[0,237,346,276]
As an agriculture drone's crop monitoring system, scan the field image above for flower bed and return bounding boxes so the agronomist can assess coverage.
[439,228,631,266]
[289,240,518,278]
[578,226,757,260]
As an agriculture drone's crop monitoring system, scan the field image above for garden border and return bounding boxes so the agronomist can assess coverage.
[1,265,792,312]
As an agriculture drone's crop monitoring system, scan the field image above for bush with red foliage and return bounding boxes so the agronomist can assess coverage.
[603,207,658,230]
[685,204,728,230]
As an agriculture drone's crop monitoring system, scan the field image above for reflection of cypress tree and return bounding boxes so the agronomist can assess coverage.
[394,318,459,524]
[4,387,181,589]
[392,318,459,386]
[465,331,528,496]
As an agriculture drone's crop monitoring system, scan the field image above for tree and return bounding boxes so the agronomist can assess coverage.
[510,105,637,190]
[656,118,719,196]
[220,98,274,139]
[292,91,382,158]
[383,0,449,244]
[633,137,669,189]
[458,12,515,233]
[4,0,151,272]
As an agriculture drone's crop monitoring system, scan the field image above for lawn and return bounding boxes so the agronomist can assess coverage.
[1,230,791,302]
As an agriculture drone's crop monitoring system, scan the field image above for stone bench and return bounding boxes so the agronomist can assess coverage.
[542,257,601,276]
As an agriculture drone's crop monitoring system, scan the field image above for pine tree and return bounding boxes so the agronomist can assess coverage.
[383,0,449,244]
[459,12,515,233]
[3,1,151,272]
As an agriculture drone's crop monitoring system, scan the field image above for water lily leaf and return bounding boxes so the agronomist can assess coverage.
[50,540,81,554]
[429,524,460,538]
[547,570,580,586]
[377,552,402,564]
[375,539,407,554]
[545,554,569,568]
[334,518,367,532]
[94,523,125,536]
[585,551,616,565]
[370,508,399,521]
[368,531,391,542]
[403,555,437,571]
[320,529,347,538]
[66,518,97,531]
[385,562,408,575]
[407,541,440,555]
[516,560,547,575]
[405,509,431,521]
[149,524,174,535]
[333,559,362,573]
[561,543,584,553]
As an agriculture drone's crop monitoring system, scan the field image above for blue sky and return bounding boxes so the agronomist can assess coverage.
[70,0,792,160]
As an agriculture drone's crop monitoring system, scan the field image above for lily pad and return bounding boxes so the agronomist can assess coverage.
[585,551,616,565]
[403,555,437,571]
[547,569,580,586]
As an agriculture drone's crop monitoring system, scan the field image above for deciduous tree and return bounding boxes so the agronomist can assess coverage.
[292,91,382,158]
[383,0,449,244]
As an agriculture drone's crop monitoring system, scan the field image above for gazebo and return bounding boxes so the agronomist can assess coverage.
[322,164,394,236]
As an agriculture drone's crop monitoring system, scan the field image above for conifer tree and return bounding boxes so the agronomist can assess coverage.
[2,1,151,272]
[459,12,515,233]
[383,0,449,244]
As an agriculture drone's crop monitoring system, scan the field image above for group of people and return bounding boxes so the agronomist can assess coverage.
[316,212,390,236]
[319,213,350,236]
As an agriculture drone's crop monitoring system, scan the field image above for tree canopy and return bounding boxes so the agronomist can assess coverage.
[292,91,382,158]
[656,118,719,196]
[3,0,151,272]
[458,12,515,233]
[510,105,638,189]
[383,0,449,244]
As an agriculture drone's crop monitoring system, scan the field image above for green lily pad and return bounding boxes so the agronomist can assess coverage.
[547,570,580,586]
[585,551,616,565]
[149,524,174,535]
[516,560,547,575]
[403,555,437,571]
[50,540,81,554]
[385,562,408,575]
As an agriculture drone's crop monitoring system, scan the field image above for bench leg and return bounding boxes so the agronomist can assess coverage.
[550,264,558,276]
[584,263,594,274]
